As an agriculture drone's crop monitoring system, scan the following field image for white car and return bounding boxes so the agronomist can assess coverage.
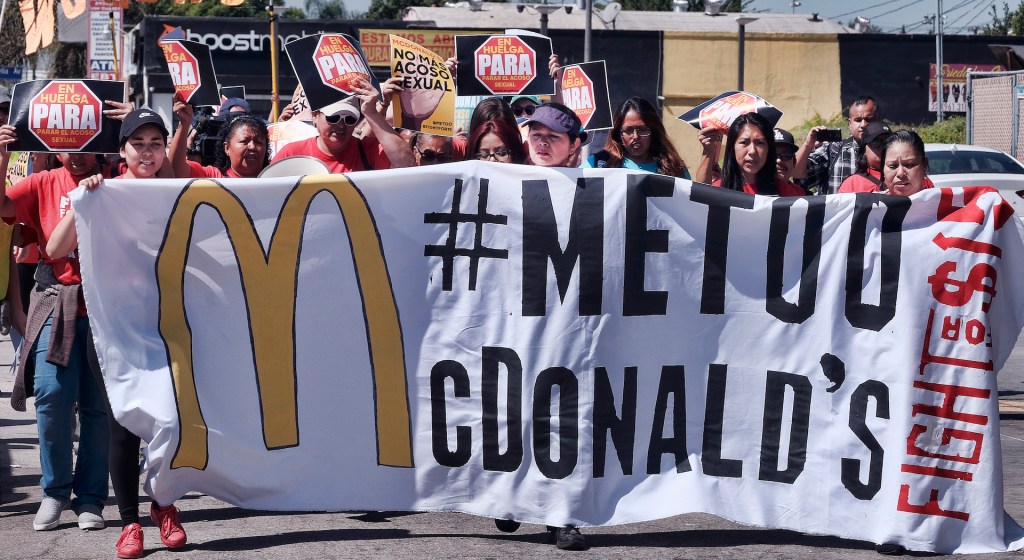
[926,143,1024,216]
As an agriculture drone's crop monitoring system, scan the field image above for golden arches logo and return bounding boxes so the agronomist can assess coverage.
[156,175,412,470]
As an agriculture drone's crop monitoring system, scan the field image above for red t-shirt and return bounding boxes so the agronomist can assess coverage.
[838,169,884,194]
[712,178,807,197]
[184,161,245,179]
[271,136,390,173]
[5,167,92,285]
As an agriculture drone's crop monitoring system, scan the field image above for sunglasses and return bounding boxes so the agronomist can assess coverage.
[777,152,795,162]
[475,148,511,161]
[323,113,359,126]
[621,126,652,138]
[512,104,537,118]
[415,147,452,163]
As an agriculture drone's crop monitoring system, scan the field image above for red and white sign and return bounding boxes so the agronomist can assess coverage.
[698,92,760,131]
[28,81,102,151]
[312,35,372,94]
[161,41,201,102]
[560,66,595,128]
[473,35,537,95]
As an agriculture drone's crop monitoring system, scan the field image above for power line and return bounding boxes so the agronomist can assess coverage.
[951,0,995,33]
[866,0,925,21]
[826,0,894,21]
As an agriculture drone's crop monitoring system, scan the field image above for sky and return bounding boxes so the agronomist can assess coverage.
[290,0,1015,35]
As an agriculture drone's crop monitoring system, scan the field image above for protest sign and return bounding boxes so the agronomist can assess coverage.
[285,34,376,112]
[288,85,314,122]
[389,34,455,136]
[455,34,554,96]
[8,79,124,153]
[220,86,246,100]
[679,91,783,131]
[267,120,318,158]
[159,39,220,107]
[75,163,1024,555]
[559,61,612,131]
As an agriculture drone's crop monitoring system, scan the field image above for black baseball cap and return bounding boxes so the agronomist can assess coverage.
[861,122,892,145]
[119,109,169,145]
[773,128,798,151]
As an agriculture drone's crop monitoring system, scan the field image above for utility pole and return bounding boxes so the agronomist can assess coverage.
[936,0,944,122]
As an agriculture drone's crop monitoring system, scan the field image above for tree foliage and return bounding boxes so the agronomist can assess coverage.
[305,0,354,19]
[983,2,1024,36]
[365,0,432,20]
[123,0,289,26]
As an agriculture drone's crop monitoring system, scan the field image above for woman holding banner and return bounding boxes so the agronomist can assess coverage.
[50,110,190,559]
[699,112,806,196]
[583,96,690,179]
[880,130,932,197]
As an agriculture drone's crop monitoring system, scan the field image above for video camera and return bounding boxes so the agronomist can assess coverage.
[188,108,226,166]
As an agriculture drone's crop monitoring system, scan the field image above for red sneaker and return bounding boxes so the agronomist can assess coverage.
[116,523,144,559]
[149,503,187,549]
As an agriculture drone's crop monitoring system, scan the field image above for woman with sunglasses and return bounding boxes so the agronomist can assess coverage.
[411,133,454,166]
[584,96,690,179]
[467,118,527,165]
[510,95,540,123]
[271,78,414,173]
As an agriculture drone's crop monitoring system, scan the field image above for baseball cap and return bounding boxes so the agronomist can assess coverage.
[317,96,361,121]
[511,95,540,106]
[861,122,892,145]
[119,109,169,144]
[773,128,797,151]
[218,97,251,116]
[523,103,588,144]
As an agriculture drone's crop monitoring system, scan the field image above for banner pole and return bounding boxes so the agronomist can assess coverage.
[267,2,279,122]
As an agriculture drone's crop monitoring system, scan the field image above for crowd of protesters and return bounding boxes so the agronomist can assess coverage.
[0,47,940,558]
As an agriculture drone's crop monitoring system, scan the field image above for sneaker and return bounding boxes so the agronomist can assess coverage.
[875,543,907,555]
[150,503,187,549]
[494,518,521,533]
[74,503,105,530]
[555,525,587,551]
[116,523,144,559]
[33,497,68,531]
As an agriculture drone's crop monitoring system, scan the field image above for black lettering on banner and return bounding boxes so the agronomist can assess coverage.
[623,174,674,316]
[845,194,910,331]
[482,346,524,472]
[701,363,743,478]
[758,371,812,483]
[430,360,472,467]
[592,366,637,477]
[533,367,580,479]
[766,196,825,324]
[689,185,756,315]
[842,380,889,500]
[648,365,692,474]
[522,178,605,316]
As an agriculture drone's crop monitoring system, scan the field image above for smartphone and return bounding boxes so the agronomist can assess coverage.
[818,128,843,143]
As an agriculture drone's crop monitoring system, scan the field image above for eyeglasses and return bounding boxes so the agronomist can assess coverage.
[415,147,452,163]
[323,113,359,126]
[512,104,537,118]
[475,148,512,161]
[621,126,652,138]
[777,152,795,162]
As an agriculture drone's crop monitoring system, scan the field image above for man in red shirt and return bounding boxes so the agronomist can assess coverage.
[272,78,414,173]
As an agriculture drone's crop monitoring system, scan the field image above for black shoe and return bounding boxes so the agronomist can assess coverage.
[494,518,521,533]
[875,543,906,555]
[555,525,587,551]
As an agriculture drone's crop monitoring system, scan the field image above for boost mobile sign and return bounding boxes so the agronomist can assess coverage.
[8,79,124,153]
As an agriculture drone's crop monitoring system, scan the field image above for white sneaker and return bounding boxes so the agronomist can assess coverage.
[74,503,105,530]
[33,497,68,531]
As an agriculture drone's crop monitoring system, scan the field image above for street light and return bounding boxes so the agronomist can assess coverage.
[518,0,572,36]
[735,16,758,91]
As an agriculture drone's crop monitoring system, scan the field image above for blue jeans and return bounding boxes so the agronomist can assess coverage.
[33,315,109,507]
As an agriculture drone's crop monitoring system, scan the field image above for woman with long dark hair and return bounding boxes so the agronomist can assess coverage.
[701,112,805,196]
[585,96,689,178]
[467,118,526,165]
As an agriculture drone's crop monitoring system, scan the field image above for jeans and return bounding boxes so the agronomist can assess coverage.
[33,314,109,507]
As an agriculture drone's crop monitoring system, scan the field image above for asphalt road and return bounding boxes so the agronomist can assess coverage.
[2,331,1023,560]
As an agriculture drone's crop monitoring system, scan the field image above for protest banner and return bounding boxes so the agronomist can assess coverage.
[159,39,220,107]
[8,79,124,153]
[74,164,1024,555]
[559,61,612,131]
[285,34,376,112]
[389,34,455,136]
[455,34,554,96]
[680,91,783,131]
[267,120,318,157]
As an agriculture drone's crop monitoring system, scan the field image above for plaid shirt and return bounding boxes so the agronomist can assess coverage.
[802,137,860,195]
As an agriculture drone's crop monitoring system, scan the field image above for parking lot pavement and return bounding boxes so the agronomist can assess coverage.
[2,333,1023,559]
